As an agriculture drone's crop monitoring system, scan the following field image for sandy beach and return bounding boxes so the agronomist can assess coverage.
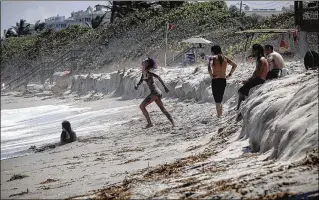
[1,64,318,199]
[2,1,319,198]
[1,91,223,199]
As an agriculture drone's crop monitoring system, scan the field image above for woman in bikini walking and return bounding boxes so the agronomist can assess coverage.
[208,45,237,117]
[135,58,175,128]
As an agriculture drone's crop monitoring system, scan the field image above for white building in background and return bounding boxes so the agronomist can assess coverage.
[282,5,294,12]
[45,6,111,30]
[45,15,74,30]
[243,9,284,17]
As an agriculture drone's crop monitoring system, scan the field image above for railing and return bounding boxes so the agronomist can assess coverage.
[6,49,77,90]
[65,41,105,75]
[4,27,97,89]
[167,47,194,66]
[6,59,40,89]
[5,31,108,90]
[8,46,101,90]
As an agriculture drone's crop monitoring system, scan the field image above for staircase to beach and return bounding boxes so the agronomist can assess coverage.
[166,46,195,67]
[4,41,105,91]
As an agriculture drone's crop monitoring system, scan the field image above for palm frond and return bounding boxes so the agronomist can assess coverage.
[85,21,92,28]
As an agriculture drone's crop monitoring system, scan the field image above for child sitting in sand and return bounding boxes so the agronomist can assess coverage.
[30,120,77,153]
[60,120,77,144]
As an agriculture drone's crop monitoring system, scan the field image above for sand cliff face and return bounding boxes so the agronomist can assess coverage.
[70,61,318,162]
[70,66,240,103]
[1,60,318,199]
[239,71,318,161]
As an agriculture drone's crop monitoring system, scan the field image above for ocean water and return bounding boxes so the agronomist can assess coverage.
[1,103,136,160]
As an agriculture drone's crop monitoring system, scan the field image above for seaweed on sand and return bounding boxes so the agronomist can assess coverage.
[94,178,135,200]
[7,173,28,182]
[93,151,217,199]
[9,189,29,197]
[143,151,217,180]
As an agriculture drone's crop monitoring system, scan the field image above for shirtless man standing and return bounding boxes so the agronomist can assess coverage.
[208,45,237,117]
[264,45,285,79]
[237,44,269,110]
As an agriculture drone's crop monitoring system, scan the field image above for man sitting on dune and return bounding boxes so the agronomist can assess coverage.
[264,45,287,79]
[237,44,268,111]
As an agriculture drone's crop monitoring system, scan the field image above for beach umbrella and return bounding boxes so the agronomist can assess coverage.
[181,37,212,63]
[182,37,212,44]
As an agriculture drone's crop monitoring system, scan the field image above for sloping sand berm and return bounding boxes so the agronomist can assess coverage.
[1,62,318,199]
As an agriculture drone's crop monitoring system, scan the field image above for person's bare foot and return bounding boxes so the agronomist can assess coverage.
[144,123,153,129]
[171,121,175,128]
[236,113,243,122]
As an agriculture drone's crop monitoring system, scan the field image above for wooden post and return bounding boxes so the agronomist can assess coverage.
[300,31,308,57]
[165,22,169,68]
[195,45,197,63]
[40,66,45,85]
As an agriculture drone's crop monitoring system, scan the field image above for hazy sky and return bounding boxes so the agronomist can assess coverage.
[1,1,294,37]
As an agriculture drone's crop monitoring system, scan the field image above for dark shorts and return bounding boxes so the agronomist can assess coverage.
[142,92,162,104]
[211,78,226,103]
[304,50,319,70]
[238,77,265,96]
[266,69,282,80]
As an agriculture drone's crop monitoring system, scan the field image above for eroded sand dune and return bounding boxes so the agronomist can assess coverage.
[1,61,318,199]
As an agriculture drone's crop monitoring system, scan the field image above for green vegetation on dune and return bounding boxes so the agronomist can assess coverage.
[2,25,90,63]
[224,12,294,58]
[1,1,294,74]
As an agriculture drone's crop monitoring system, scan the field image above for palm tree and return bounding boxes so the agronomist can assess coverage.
[86,12,108,29]
[34,20,46,32]
[158,1,184,9]
[5,28,18,38]
[229,5,239,13]
[95,1,155,23]
[95,1,124,23]
[12,19,30,36]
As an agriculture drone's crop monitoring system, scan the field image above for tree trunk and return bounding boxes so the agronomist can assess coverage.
[110,1,117,23]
